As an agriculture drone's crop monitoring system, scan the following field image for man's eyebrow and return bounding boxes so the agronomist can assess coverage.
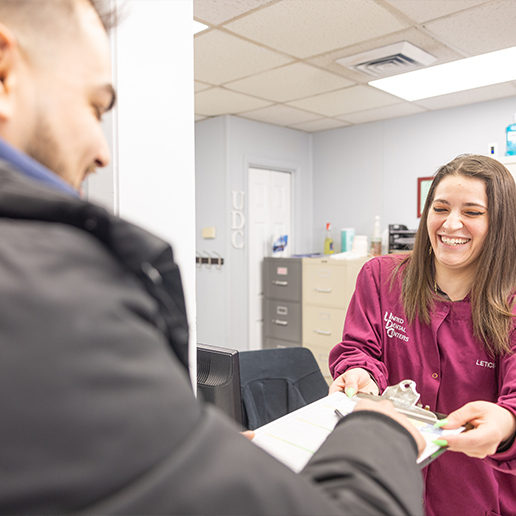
[103,84,117,112]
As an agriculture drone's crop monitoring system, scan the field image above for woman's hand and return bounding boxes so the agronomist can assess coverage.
[329,367,380,397]
[437,401,516,458]
[354,398,426,458]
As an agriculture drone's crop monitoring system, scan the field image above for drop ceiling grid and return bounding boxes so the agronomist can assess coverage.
[239,104,323,126]
[224,62,355,103]
[422,0,516,56]
[223,0,411,59]
[194,0,516,132]
[287,85,405,118]
[194,30,293,85]
[193,0,277,26]
[382,0,492,24]
[195,87,272,117]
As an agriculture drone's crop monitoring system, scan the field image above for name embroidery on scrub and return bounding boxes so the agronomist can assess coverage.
[384,312,409,342]
[476,360,495,369]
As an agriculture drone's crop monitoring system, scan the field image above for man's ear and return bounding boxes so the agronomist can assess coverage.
[0,23,20,123]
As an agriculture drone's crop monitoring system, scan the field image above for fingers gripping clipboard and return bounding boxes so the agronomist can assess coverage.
[252,379,465,473]
[350,379,466,468]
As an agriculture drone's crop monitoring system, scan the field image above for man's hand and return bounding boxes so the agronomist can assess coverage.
[241,430,255,441]
[354,398,426,457]
[329,367,379,397]
[436,401,516,458]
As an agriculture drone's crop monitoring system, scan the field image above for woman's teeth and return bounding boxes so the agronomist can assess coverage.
[440,236,470,246]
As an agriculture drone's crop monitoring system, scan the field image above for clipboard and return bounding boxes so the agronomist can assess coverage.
[251,379,465,473]
[341,379,464,468]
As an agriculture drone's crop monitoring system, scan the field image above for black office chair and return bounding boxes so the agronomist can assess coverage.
[239,347,329,430]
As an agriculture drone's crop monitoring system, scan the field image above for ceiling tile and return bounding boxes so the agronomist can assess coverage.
[224,0,410,59]
[195,30,292,85]
[195,87,272,116]
[339,102,427,124]
[225,63,354,102]
[423,0,516,55]
[289,118,351,133]
[195,81,211,93]
[308,27,464,83]
[413,82,516,111]
[239,104,320,126]
[287,85,402,117]
[384,0,490,23]
[194,0,275,26]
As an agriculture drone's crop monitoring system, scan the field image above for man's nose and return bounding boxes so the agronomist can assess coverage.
[95,133,111,169]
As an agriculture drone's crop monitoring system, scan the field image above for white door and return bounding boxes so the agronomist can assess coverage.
[248,168,292,350]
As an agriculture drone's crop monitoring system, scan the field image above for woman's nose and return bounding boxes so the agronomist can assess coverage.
[442,211,463,232]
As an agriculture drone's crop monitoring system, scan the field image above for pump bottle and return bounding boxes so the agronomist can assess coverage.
[324,223,334,254]
[370,216,382,256]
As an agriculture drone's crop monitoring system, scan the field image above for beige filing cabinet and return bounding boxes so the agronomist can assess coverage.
[302,256,369,384]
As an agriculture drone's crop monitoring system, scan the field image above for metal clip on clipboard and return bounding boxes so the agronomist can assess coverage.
[355,379,440,425]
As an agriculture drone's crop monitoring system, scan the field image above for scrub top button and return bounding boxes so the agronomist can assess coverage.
[432,373,438,379]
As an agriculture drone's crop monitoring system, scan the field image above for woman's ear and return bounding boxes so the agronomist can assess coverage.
[0,23,20,122]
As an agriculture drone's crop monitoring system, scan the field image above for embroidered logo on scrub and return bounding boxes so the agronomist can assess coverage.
[384,312,409,342]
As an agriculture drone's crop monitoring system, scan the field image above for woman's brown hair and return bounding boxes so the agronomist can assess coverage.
[398,154,516,356]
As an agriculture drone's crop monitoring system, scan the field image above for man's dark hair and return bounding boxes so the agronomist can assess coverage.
[0,0,118,37]
[88,0,118,31]
[0,0,119,64]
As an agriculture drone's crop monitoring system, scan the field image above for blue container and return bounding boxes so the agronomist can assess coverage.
[341,228,355,252]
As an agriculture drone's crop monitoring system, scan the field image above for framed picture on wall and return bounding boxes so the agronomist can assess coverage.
[417,177,434,218]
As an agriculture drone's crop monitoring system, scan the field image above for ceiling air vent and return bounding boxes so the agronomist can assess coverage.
[335,41,437,78]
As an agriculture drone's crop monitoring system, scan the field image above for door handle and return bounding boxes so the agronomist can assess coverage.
[273,280,288,286]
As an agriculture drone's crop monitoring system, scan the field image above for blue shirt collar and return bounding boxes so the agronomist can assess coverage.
[0,137,78,197]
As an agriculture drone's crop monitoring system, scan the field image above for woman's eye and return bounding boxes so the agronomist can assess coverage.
[465,211,484,216]
[432,207,446,213]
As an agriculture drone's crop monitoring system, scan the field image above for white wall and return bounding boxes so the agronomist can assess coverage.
[195,115,312,350]
[195,117,227,348]
[313,95,516,249]
[112,0,196,374]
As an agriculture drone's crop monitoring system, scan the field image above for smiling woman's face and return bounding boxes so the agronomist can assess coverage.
[427,174,489,277]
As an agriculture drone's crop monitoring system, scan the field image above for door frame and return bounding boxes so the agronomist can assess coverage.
[244,155,299,350]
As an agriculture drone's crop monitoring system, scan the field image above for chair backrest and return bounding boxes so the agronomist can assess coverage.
[239,347,329,430]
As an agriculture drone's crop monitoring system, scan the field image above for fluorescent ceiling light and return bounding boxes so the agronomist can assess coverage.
[369,46,516,101]
[193,20,209,35]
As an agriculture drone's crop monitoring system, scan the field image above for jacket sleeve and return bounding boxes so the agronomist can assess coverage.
[82,400,424,516]
[329,258,390,392]
[1,223,424,516]
[484,328,516,473]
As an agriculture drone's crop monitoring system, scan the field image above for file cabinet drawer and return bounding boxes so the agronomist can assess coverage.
[264,338,300,350]
[263,258,302,301]
[263,299,301,343]
[303,305,346,348]
[302,342,332,384]
[302,259,365,308]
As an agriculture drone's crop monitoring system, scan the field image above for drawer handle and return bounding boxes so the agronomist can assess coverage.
[314,287,332,293]
[273,280,288,286]
[272,319,288,326]
[314,329,331,336]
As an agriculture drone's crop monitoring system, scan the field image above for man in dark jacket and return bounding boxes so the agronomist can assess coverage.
[0,1,425,514]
